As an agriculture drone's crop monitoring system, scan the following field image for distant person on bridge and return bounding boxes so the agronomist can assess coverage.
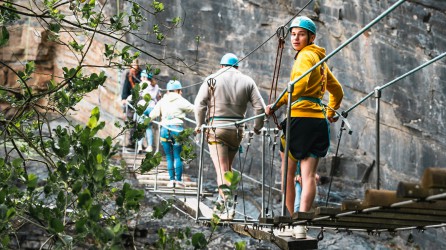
[137,70,161,153]
[121,60,141,149]
[266,16,344,238]
[149,80,194,187]
[194,53,266,219]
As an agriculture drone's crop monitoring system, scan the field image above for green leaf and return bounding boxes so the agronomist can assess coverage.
[0,26,9,47]
[72,181,83,194]
[12,158,23,168]
[191,233,207,249]
[6,207,15,219]
[1,235,10,248]
[89,204,101,221]
[224,170,241,186]
[25,61,35,75]
[87,115,98,129]
[50,217,64,233]
[78,189,92,209]
[26,174,38,191]
[235,241,247,250]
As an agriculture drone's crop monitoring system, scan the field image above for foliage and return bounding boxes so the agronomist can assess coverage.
[0,0,204,249]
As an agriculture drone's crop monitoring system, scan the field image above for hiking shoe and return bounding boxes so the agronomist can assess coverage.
[137,144,144,154]
[218,208,235,220]
[167,180,175,188]
[292,225,307,239]
[274,227,293,237]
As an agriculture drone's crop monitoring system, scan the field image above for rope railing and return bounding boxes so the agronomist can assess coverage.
[345,51,446,114]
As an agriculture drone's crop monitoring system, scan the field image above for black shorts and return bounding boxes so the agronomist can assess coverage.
[279,117,330,160]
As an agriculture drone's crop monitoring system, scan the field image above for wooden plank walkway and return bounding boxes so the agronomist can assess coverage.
[262,167,446,233]
[123,150,446,249]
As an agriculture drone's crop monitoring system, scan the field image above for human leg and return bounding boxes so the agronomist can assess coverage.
[145,124,154,151]
[294,182,302,213]
[299,156,319,212]
[208,143,231,199]
[207,128,242,199]
[161,141,175,181]
[160,127,175,181]
[280,153,297,215]
[173,142,183,181]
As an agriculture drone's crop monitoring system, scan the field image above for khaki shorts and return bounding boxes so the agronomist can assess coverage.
[206,128,244,151]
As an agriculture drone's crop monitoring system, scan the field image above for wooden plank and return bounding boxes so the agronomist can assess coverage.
[341,200,363,211]
[335,215,442,228]
[174,197,214,219]
[363,189,409,207]
[315,207,341,216]
[292,211,315,220]
[273,216,293,224]
[259,217,275,225]
[138,179,197,187]
[342,197,446,211]
[397,182,429,198]
[421,168,446,189]
[350,211,446,223]
[231,224,318,250]
[309,220,399,230]
[375,207,446,217]
[149,190,212,197]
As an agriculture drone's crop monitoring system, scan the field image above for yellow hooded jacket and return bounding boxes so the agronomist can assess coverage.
[276,44,344,118]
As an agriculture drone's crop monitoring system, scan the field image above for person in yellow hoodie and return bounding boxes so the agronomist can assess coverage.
[266,16,343,238]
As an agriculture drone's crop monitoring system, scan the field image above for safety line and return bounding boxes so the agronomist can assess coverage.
[271,0,406,109]
[345,51,446,115]
[157,0,316,92]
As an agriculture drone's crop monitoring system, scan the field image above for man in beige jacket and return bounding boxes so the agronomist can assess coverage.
[194,53,265,218]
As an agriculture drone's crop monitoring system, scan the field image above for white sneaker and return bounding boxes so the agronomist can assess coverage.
[137,144,144,154]
[292,225,307,239]
[274,227,293,237]
[145,146,153,152]
[175,180,185,187]
[218,208,235,220]
[167,180,175,187]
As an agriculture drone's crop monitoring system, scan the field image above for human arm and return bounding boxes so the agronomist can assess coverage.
[325,66,344,122]
[194,82,209,133]
[149,100,162,120]
[250,81,266,134]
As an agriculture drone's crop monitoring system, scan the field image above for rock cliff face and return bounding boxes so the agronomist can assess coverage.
[129,0,446,190]
[1,0,445,248]
[127,0,446,247]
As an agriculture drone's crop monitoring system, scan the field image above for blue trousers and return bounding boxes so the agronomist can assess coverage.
[160,125,184,181]
[294,182,302,212]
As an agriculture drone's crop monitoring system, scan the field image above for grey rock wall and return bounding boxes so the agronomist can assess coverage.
[126,0,446,248]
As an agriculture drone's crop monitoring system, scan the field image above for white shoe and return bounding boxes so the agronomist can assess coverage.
[274,227,293,237]
[292,225,307,239]
[218,208,235,220]
[175,180,185,187]
[145,146,153,152]
[137,144,144,154]
[167,180,175,187]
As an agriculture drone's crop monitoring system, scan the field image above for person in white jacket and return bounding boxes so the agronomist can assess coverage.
[150,80,194,187]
